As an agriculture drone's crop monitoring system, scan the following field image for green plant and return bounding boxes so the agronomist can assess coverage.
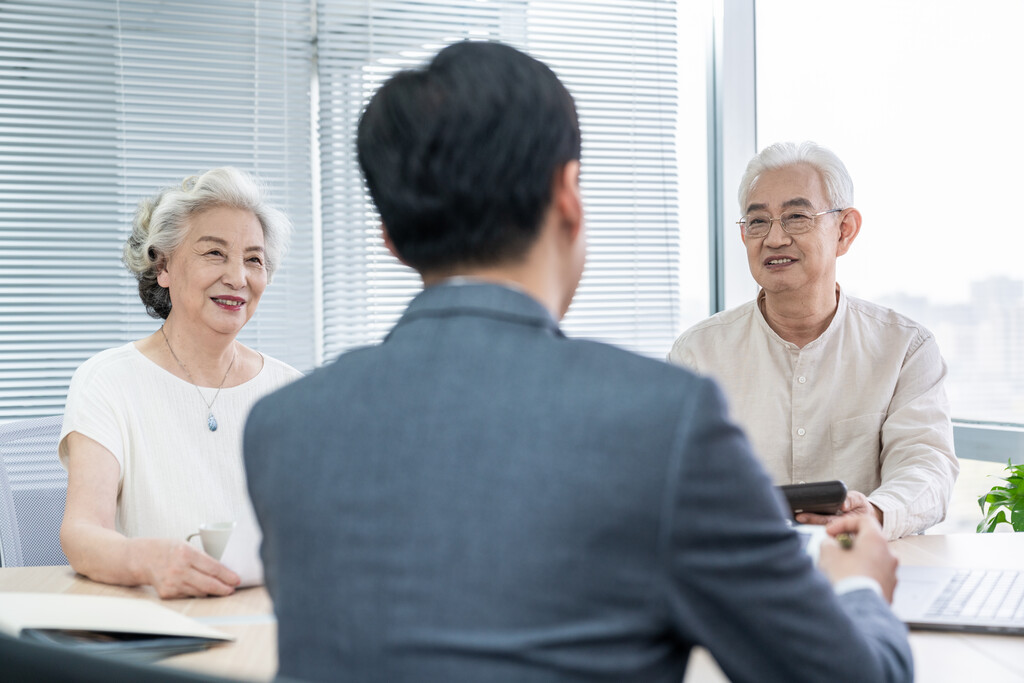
[977,459,1024,533]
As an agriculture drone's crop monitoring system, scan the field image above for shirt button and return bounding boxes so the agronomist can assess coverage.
[798,376,806,384]
[797,428,806,436]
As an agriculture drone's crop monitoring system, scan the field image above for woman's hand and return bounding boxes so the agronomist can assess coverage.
[61,431,239,597]
[130,538,240,598]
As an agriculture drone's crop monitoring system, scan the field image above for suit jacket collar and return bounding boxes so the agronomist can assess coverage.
[387,281,564,339]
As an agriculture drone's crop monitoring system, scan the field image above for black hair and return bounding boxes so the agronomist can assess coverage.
[356,41,581,273]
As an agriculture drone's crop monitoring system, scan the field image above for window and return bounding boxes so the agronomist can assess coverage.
[0,0,314,420]
[2,0,711,422]
[317,0,709,361]
[755,0,1024,426]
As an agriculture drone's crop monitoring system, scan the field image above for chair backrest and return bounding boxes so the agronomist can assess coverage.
[0,415,69,567]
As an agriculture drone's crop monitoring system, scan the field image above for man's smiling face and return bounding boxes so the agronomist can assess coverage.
[741,163,846,298]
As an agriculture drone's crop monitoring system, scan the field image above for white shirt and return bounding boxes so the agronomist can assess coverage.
[59,342,302,583]
[668,288,958,540]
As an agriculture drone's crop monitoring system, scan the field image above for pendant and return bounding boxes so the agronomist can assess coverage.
[208,413,218,432]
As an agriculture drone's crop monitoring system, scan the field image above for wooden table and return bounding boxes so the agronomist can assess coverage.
[2,533,1022,682]
[890,533,1024,682]
[683,532,1024,682]
[0,565,276,680]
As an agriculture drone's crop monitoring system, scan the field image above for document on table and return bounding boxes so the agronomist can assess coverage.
[0,592,232,662]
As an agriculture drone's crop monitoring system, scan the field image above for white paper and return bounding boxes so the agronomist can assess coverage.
[0,593,232,640]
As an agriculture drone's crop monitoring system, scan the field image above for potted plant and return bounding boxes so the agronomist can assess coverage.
[977,459,1024,532]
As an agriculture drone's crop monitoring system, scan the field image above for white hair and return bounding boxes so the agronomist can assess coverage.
[738,141,854,214]
[122,167,292,319]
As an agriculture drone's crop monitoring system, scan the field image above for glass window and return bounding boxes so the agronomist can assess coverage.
[317,0,709,361]
[755,0,1024,424]
[1,0,710,421]
[0,1,315,420]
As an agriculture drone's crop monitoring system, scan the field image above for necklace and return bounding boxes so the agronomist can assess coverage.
[160,326,236,432]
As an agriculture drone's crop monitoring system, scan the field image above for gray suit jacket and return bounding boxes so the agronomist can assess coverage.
[245,283,912,683]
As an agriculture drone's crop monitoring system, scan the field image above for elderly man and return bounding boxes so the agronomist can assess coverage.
[669,141,958,540]
[245,48,911,682]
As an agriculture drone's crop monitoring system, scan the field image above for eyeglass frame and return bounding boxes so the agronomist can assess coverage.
[736,208,845,238]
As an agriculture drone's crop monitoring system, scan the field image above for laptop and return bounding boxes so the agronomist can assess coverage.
[892,565,1024,635]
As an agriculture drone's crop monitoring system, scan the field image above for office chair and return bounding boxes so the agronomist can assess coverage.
[0,415,69,567]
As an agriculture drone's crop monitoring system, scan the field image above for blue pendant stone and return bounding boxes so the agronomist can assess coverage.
[208,414,218,432]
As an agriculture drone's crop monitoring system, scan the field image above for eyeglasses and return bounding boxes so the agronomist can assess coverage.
[736,208,844,238]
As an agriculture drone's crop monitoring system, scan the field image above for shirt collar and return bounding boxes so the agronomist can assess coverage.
[389,281,564,339]
[755,284,848,350]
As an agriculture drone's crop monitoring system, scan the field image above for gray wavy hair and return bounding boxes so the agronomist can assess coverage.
[122,167,291,319]
[738,141,854,214]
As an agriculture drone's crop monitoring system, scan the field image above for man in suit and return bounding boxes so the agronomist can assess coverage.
[244,41,912,683]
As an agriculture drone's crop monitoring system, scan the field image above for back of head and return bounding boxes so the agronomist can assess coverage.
[356,41,581,273]
[738,141,854,213]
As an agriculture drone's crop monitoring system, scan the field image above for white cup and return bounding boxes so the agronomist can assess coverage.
[186,521,236,560]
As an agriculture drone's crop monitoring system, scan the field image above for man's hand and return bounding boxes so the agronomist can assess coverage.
[796,490,883,526]
[818,515,898,603]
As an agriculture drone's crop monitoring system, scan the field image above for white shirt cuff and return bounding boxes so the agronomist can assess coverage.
[833,575,883,598]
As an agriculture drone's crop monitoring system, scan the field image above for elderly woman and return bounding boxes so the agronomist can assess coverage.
[59,168,302,598]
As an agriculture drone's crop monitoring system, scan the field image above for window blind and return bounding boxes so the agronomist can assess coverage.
[0,0,314,421]
[317,0,683,361]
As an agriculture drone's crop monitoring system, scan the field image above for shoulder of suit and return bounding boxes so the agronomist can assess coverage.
[566,337,706,390]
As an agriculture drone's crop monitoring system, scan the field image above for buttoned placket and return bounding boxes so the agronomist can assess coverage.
[791,346,814,484]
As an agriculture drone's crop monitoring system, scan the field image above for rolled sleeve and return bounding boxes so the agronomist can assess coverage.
[870,334,959,539]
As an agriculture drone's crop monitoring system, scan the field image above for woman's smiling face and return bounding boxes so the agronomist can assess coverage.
[157,206,268,337]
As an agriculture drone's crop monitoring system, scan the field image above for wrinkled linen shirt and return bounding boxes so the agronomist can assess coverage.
[668,287,958,540]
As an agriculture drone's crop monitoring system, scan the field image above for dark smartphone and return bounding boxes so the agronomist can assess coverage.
[778,480,848,517]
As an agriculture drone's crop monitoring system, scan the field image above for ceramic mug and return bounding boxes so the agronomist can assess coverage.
[186,521,236,560]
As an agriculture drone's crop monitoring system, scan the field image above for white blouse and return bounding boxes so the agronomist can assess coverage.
[60,342,302,583]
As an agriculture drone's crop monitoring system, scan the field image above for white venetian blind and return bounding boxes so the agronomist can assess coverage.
[0,0,314,421]
[317,0,683,361]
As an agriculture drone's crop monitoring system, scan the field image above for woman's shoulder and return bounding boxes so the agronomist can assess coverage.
[65,343,162,418]
[255,353,304,384]
[72,343,148,382]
